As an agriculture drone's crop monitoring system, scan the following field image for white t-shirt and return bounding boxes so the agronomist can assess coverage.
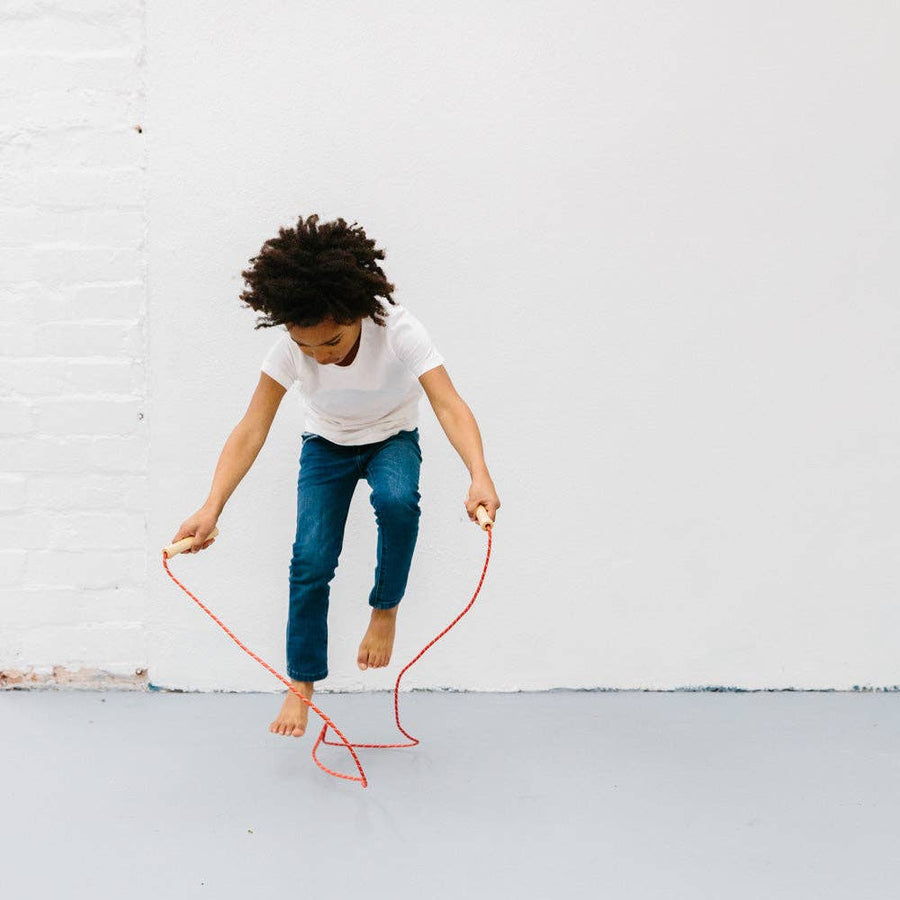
[260,303,444,445]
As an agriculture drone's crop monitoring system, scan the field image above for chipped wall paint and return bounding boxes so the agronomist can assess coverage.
[0,666,149,691]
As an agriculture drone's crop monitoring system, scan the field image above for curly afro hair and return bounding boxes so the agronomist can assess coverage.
[239,213,396,330]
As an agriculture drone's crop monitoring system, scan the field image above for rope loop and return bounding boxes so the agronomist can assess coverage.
[162,526,492,788]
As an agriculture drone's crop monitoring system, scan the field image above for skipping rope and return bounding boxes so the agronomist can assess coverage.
[161,506,494,789]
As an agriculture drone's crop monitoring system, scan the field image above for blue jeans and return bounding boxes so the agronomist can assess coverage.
[286,428,422,682]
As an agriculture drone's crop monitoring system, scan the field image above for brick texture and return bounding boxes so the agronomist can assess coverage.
[0,0,148,684]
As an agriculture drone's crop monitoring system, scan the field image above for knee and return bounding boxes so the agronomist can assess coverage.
[370,485,421,523]
[290,539,339,585]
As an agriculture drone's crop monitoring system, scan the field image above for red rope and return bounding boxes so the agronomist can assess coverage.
[161,526,492,788]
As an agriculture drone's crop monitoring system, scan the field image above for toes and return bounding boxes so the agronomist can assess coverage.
[358,648,391,669]
[358,641,396,670]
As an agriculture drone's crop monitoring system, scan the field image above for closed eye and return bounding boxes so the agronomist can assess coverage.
[294,338,341,348]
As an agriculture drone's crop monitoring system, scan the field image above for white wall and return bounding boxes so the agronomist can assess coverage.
[0,0,148,686]
[3,1,898,692]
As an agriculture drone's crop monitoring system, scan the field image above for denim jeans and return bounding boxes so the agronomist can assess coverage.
[286,428,422,682]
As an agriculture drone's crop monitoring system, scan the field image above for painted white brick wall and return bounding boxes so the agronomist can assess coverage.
[2,2,899,692]
[0,0,147,683]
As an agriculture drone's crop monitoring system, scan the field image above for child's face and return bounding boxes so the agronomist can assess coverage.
[285,317,363,366]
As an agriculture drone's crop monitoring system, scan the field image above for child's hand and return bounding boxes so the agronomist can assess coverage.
[171,506,220,554]
[465,476,500,526]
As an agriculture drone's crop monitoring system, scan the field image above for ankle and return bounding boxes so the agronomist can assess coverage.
[371,605,399,619]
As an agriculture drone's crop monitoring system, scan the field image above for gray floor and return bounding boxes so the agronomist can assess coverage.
[2,689,899,899]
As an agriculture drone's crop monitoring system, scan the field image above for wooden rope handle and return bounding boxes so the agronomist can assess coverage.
[163,526,219,559]
[475,505,494,531]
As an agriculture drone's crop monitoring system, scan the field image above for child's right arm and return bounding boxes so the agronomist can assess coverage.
[171,373,287,553]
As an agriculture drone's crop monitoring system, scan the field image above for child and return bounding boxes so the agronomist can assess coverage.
[171,214,500,738]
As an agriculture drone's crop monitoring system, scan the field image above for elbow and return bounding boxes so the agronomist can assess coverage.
[431,397,462,423]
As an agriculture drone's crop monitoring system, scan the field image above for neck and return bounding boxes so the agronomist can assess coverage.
[335,325,362,367]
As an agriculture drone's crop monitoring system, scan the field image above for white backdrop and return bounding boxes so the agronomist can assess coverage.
[146,1,900,691]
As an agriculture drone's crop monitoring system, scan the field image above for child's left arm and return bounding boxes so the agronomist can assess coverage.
[419,366,500,525]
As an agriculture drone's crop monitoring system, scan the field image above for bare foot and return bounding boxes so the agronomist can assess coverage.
[269,680,314,737]
[357,606,399,670]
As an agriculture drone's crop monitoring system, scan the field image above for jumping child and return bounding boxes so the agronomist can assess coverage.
[170,214,501,738]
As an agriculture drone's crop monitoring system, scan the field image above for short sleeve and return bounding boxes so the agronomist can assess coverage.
[389,306,444,378]
[260,334,299,389]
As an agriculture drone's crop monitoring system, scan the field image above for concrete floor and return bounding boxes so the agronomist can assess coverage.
[2,689,899,899]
